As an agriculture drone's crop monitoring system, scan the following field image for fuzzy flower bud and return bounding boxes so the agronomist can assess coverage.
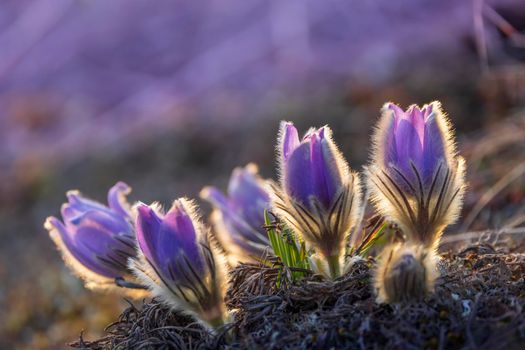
[367,102,466,247]
[130,200,227,329]
[44,182,136,290]
[374,242,438,303]
[200,163,271,264]
[272,121,362,278]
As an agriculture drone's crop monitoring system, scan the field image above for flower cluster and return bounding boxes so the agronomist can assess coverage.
[44,100,467,328]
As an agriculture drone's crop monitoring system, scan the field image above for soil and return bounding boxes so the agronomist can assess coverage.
[73,241,525,350]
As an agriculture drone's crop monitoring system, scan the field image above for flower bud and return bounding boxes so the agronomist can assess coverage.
[368,102,466,247]
[374,242,438,303]
[130,199,227,329]
[44,182,136,290]
[200,164,271,263]
[272,121,362,278]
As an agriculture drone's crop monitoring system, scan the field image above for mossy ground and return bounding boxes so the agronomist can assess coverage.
[74,240,525,350]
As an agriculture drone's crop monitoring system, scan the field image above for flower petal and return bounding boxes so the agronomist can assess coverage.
[311,128,344,208]
[422,112,445,183]
[160,202,204,276]
[280,121,300,163]
[136,203,163,267]
[395,118,423,178]
[228,165,269,229]
[47,217,118,278]
[66,190,111,214]
[383,112,399,169]
[66,208,132,237]
[200,186,230,212]
[107,181,132,218]
[408,106,425,145]
[74,226,130,276]
[284,141,314,207]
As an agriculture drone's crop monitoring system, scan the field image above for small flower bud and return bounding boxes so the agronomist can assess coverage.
[44,182,136,290]
[375,243,438,303]
[130,200,227,329]
[200,164,271,264]
[272,121,362,278]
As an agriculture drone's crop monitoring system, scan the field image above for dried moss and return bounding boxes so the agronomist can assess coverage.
[73,244,525,349]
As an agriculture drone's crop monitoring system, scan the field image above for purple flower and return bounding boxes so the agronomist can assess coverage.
[368,101,466,246]
[381,103,445,186]
[273,121,362,278]
[135,201,206,287]
[200,164,270,262]
[44,182,136,289]
[280,123,344,210]
[131,199,227,329]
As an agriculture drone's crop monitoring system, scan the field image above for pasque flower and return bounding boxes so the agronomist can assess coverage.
[130,199,227,329]
[368,101,466,303]
[200,163,271,264]
[368,102,466,247]
[272,121,362,278]
[374,242,438,303]
[44,182,136,290]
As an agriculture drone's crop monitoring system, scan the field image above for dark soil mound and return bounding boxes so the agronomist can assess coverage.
[73,243,525,350]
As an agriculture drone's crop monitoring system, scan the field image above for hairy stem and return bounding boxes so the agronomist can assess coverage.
[327,254,341,279]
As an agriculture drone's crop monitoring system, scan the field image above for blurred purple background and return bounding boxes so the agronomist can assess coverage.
[1,0,525,348]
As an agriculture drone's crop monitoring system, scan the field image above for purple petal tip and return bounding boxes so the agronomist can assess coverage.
[281,121,300,163]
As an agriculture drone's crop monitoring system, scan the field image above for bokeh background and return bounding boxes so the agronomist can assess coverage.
[1,0,525,348]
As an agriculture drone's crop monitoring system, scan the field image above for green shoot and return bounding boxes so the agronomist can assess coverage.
[264,210,310,283]
[350,218,389,257]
